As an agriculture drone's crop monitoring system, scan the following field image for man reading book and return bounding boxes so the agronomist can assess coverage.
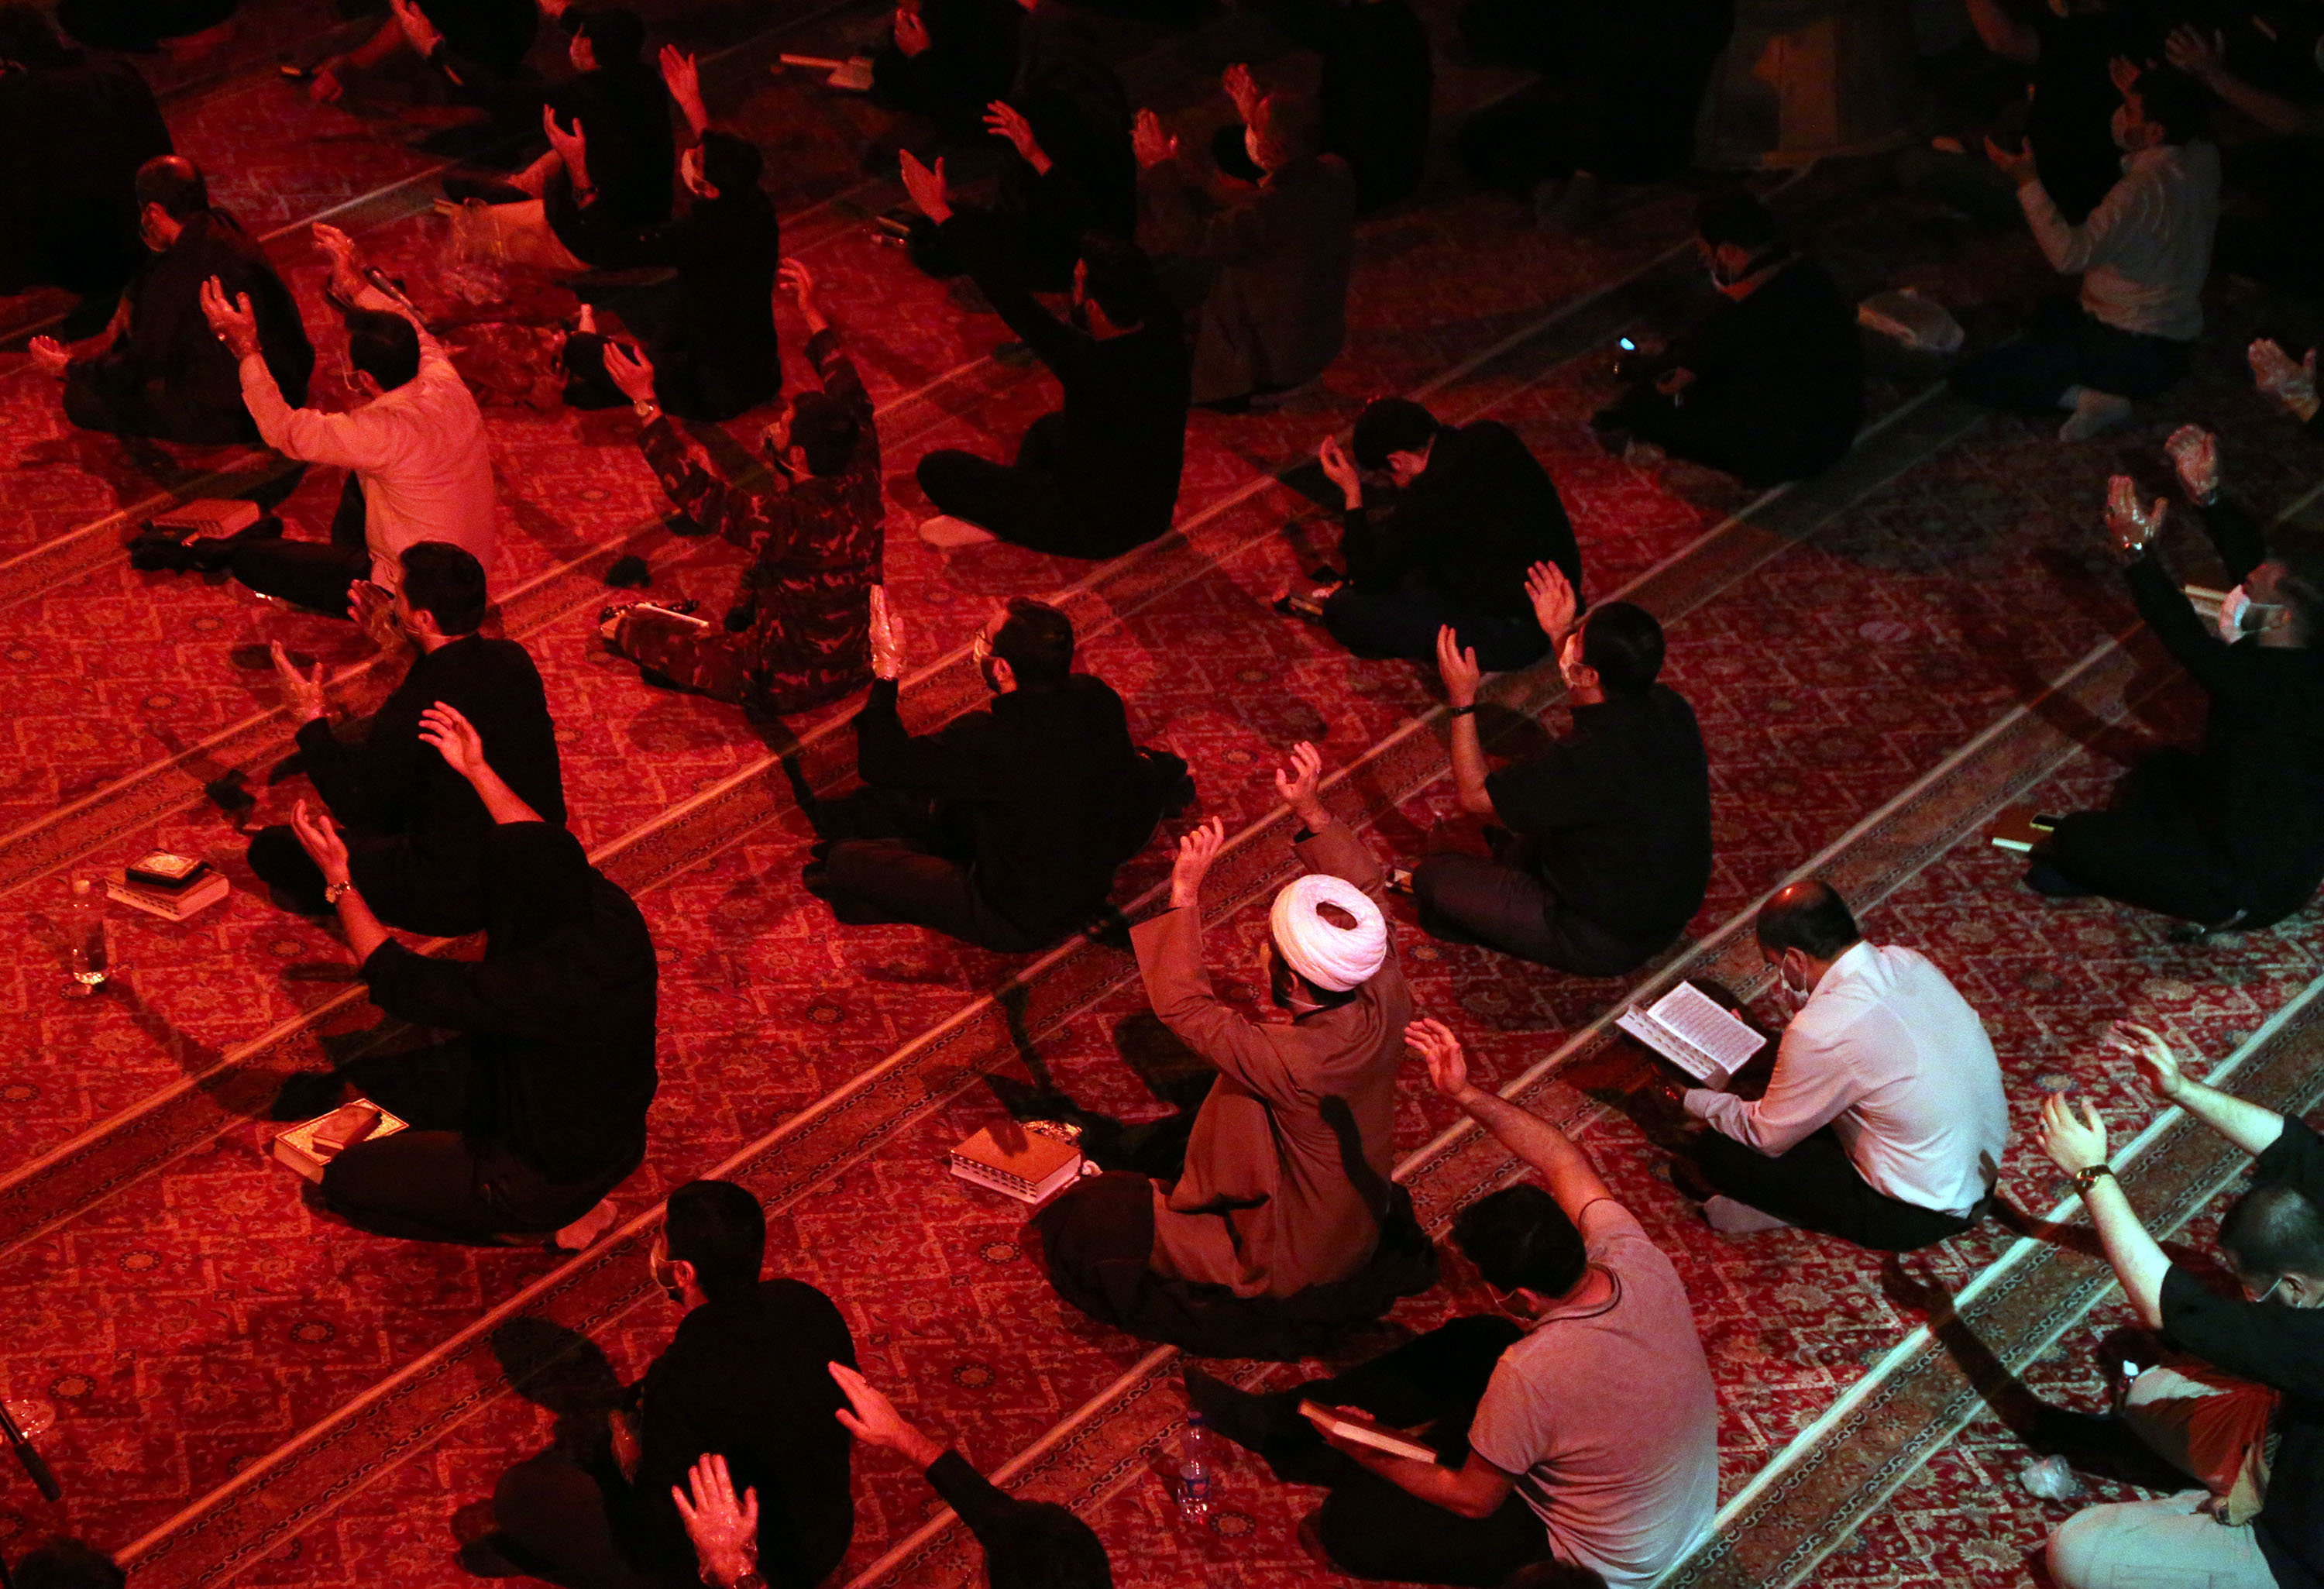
[1660,879,2009,1248]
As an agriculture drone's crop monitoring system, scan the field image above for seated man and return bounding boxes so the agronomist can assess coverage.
[1314,397,1583,672]
[182,222,495,616]
[29,155,311,447]
[870,0,1025,148]
[290,701,655,1250]
[1666,880,2008,1247]
[309,0,539,115]
[596,260,880,716]
[2168,19,2324,298]
[1134,84,1356,408]
[9,1538,125,1589]
[1415,591,1710,977]
[55,0,237,54]
[1034,745,1434,1357]
[1188,1019,1717,1588]
[2029,456,2324,930]
[901,154,1188,559]
[830,1364,1112,1588]
[1592,190,1863,487]
[1213,2,1432,214]
[1951,66,2219,440]
[807,595,1184,952]
[473,1180,860,1589]
[2034,1023,2324,1589]
[246,542,565,937]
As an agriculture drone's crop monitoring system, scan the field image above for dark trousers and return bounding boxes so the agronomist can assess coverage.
[490,1453,689,1589]
[917,414,1154,560]
[1412,848,1659,977]
[1241,1316,1557,1585]
[1599,381,1851,487]
[1689,1126,1975,1251]
[316,1037,640,1244]
[2047,748,2284,928]
[1322,586,1552,672]
[227,473,370,614]
[246,822,490,938]
[62,359,256,447]
[810,789,1062,953]
[1949,298,2191,411]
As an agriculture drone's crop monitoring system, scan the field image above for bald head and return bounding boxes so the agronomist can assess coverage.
[1755,879,1860,963]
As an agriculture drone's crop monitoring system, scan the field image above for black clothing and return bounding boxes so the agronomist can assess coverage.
[1690,1127,1978,1250]
[2157,1118,2324,1589]
[917,212,1189,556]
[871,0,1024,145]
[55,0,236,51]
[322,822,658,1241]
[1601,256,1865,487]
[1249,0,1432,211]
[1411,844,1668,976]
[64,211,313,447]
[253,633,568,937]
[2048,500,2324,927]
[543,62,676,263]
[821,676,1174,945]
[1425,686,1711,969]
[225,471,370,617]
[2029,8,2150,225]
[569,184,783,421]
[1339,418,1583,636]
[0,48,173,304]
[421,0,538,78]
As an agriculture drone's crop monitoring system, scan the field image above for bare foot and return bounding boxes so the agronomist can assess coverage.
[553,1198,619,1251]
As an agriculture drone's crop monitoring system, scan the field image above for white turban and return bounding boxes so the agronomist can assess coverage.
[1269,873,1387,993]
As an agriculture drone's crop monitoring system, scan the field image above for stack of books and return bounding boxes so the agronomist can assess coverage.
[106,851,229,922]
[147,499,260,539]
[271,1099,407,1182]
[949,1120,1088,1205]
[1614,981,1767,1089]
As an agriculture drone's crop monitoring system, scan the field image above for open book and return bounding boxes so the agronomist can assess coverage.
[1298,1402,1436,1464]
[1615,982,1766,1088]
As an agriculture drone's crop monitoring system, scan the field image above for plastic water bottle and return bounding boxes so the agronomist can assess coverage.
[65,879,108,996]
[1177,1413,1215,1521]
[2020,1454,2087,1501]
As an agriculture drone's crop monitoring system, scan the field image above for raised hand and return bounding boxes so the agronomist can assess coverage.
[1983,133,2037,186]
[26,335,70,377]
[601,340,660,407]
[1168,816,1226,910]
[2249,339,2319,421]
[2106,1021,2187,1102]
[984,101,1050,173]
[387,0,443,56]
[416,700,490,779]
[892,3,931,56]
[270,641,329,724]
[658,43,703,113]
[670,1452,759,1589]
[1274,741,1328,827]
[2038,1092,2110,1176]
[2102,475,2166,562]
[311,221,367,301]
[899,150,951,224]
[543,106,589,174]
[1317,435,1361,508]
[1130,107,1177,169]
[2164,425,2219,505]
[1405,1017,1475,1101]
[309,57,347,103]
[1524,560,1578,645]
[289,798,352,885]
[868,586,904,680]
[1222,62,1262,121]
[1434,624,1482,710]
[2164,22,2226,81]
[198,276,262,359]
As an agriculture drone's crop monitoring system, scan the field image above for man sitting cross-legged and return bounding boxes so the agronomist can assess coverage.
[1188,1018,1717,1587]
[1033,744,1435,1357]
[805,593,1186,953]
[595,259,882,717]
[469,1179,860,1589]
[289,702,656,1251]
[1661,879,2009,1247]
[246,541,565,937]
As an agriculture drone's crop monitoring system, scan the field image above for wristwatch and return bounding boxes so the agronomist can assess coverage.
[2071,1162,2116,1197]
[633,399,662,422]
[323,879,357,906]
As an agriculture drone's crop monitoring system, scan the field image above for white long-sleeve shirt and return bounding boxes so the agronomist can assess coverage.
[1685,941,2009,1217]
[237,285,495,590]
[2020,140,2219,342]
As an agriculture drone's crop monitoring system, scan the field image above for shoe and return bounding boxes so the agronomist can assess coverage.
[2058,388,2134,442]
[918,514,998,549]
[1668,1154,1719,1204]
[2023,857,2093,899]
[1704,1195,1796,1235]
[456,1532,548,1579]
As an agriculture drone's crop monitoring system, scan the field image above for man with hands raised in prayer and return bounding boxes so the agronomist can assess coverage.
[2034,1022,2324,1589]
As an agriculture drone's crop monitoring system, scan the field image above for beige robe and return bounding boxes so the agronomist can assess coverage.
[1132,818,1410,1299]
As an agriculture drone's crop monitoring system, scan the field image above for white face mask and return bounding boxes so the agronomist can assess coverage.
[2109,105,2134,152]
[2216,584,2282,643]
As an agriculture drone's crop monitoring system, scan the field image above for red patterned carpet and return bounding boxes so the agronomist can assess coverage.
[2,2,2321,1587]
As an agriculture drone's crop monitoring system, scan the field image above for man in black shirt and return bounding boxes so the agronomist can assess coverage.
[1216,0,1432,213]
[870,0,1024,148]
[473,1181,860,1589]
[806,595,1184,952]
[2035,1023,2324,1589]
[1593,190,1864,487]
[2030,451,2324,930]
[247,542,567,937]
[830,1362,1111,1588]
[310,0,539,116]
[1414,586,1711,975]
[1313,396,1583,671]
[290,701,656,1250]
[901,153,1189,559]
[31,156,312,446]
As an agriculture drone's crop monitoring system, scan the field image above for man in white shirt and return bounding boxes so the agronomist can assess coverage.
[1952,65,2220,441]
[1187,1018,1717,1589]
[195,222,495,617]
[1670,879,2009,1250]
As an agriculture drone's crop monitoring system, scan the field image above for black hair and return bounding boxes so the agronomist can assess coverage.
[1351,397,1439,470]
[992,598,1074,689]
[1576,601,1665,696]
[664,1180,768,1301]
[1755,879,1862,961]
[574,5,646,64]
[2129,64,2210,146]
[1695,187,1779,254]
[345,305,423,392]
[15,1539,125,1589]
[1074,232,1155,328]
[985,1501,1113,1589]
[2219,1180,2324,1287]
[0,3,74,67]
[789,392,862,476]
[2271,535,2324,648]
[397,542,489,635]
[135,155,211,222]
[1254,88,1322,163]
[698,129,764,196]
[1452,1183,1587,1298]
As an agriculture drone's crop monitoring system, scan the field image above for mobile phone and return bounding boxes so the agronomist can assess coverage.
[1618,336,1637,353]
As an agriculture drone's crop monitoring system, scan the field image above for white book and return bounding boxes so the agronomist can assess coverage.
[1615,982,1765,1087]
[1298,1402,1436,1463]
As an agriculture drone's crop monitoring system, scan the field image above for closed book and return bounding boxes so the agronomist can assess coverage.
[1298,1402,1437,1463]
[948,1122,1086,1205]
[107,872,229,922]
[125,850,211,891]
[271,1099,407,1182]
[148,498,260,537]
[1988,807,2060,855]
